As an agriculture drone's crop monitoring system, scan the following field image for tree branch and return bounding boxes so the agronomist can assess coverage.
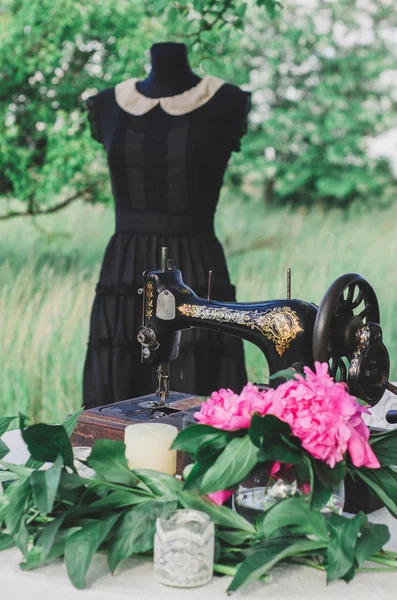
[0,187,92,220]
[184,0,234,40]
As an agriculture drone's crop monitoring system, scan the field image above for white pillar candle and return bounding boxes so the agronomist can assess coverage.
[124,423,178,475]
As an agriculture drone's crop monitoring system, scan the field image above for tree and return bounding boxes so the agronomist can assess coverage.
[229,0,397,208]
[0,0,280,219]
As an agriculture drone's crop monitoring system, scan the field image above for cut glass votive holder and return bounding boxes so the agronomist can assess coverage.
[154,509,214,588]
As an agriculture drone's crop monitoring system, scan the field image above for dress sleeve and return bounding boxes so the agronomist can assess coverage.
[86,95,102,144]
[230,90,251,152]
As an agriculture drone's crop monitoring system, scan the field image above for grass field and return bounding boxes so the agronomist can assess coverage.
[1,193,397,422]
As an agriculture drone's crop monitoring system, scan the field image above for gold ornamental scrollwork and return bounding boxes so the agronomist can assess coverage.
[177,304,303,356]
[175,285,193,296]
[146,281,154,320]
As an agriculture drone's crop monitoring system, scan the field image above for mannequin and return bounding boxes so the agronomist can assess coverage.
[89,42,251,153]
[83,43,251,408]
[136,42,201,98]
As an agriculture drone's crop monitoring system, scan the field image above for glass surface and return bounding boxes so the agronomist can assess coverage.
[233,467,345,522]
[154,509,214,588]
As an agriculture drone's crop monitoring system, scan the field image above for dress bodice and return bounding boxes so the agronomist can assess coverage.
[87,76,250,235]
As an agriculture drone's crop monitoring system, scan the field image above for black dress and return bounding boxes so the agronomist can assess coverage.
[83,76,250,408]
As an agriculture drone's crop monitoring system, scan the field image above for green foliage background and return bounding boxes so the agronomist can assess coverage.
[0,0,396,215]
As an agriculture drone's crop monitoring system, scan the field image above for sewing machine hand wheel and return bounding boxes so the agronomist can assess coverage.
[313,273,390,405]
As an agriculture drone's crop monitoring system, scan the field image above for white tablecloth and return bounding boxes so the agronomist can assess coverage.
[2,416,397,600]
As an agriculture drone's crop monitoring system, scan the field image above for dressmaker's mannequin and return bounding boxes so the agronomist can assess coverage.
[136,42,201,98]
[83,43,251,408]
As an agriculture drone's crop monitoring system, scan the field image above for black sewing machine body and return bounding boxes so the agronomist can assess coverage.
[137,260,395,407]
[139,267,317,376]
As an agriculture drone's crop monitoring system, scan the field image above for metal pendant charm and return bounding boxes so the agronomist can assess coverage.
[156,290,176,320]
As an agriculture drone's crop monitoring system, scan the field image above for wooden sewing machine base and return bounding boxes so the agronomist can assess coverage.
[71,392,202,473]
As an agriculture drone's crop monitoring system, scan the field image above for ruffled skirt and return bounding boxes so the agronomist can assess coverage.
[83,231,247,408]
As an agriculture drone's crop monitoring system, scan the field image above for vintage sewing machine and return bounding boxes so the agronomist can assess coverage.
[73,246,396,433]
[72,248,397,509]
[135,248,395,405]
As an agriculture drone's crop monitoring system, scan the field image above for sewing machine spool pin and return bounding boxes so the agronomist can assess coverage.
[287,267,291,300]
[207,270,213,301]
[161,247,168,270]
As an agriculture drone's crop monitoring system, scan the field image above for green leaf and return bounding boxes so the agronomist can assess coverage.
[228,538,326,592]
[198,436,260,494]
[179,490,256,535]
[313,459,346,488]
[249,414,292,448]
[166,6,178,24]
[65,513,119,589]
[22,527,81,570]
[82,490,150,512]
[236,2,248,19]
[171,424,230,459]
[47,528,82,560]
[269,368,299,382]
[60,471,91,490]
[24,456,44,470]
[248,415,302,465]
[29,455,63,515]
[21,424,74,469]
[0,469,19,483]
[36,512,70,560]
[181,457,216,491]
[355,517,390,567]
[0,531,14,550]
[88,439,142,487]
[4,477,32,535]
[0,416,17,437]
[19,547,45,571]
[353,466,397,518]
[56,472,92,505]
[133,469,181,499]
[196,435,234,462]
[256,497,328,541]
[0,462,33,477]
[369,430,393,443]
[0,440,10,459]
[216,529,254,546]
[310,480,332,511]
[326,513,362,582]
[0,470,19,484]
[63,407,84,437]
[369,429,397,466]
[108,501,177,573]
[24,408,83,470]
[14,518,29,554]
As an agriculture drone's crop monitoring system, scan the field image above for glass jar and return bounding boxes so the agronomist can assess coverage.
[233,465,344,522]
[154,509,214,588]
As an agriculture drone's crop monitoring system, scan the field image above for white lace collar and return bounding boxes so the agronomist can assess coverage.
[115,75,225,116]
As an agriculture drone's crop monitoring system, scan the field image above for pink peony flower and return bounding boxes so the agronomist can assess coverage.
[194,382,272,430]
[207,490,234,505]
[194,362,380,470]
[270,461,281,478]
